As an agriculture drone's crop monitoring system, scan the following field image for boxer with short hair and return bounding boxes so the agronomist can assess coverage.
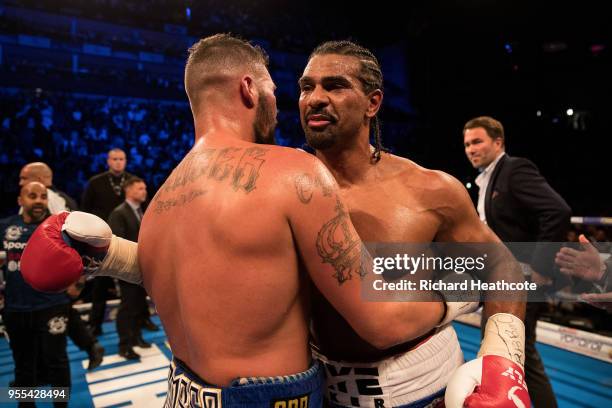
[22,34,446,407]
[298,41,529,408]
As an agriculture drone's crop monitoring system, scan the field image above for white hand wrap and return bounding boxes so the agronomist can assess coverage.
[91,235,142,285]
[62,211,142,285]
[477,312,526,367]
[435,272,481,327]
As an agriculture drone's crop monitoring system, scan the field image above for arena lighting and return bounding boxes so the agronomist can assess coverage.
[466,182,472,189]
[504,43,513,53]
[566,108,574,116]
[536,110,542,117]
[590,44,605,55]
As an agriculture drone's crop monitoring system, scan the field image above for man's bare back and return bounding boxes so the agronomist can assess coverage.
[139,140,313,385]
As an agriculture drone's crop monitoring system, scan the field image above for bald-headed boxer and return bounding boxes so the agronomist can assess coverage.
[298,41,529,408]
[22,34,448,407]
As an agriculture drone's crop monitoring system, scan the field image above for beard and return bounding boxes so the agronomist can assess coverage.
[302,108,339,150]
[27,205,47,222]
[254,93,277,145]
[303,126,338,150]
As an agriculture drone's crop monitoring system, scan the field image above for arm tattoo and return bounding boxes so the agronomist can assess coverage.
[316,196,365,284]
[294,173,333,204]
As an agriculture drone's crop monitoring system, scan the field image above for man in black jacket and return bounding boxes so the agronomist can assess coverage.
[463,116,571,408]
[82,148,134,336]
[108,177,152,360]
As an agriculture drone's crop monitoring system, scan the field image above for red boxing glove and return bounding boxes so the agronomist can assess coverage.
[461,356,530,408]
[21,212,110,292]
[445,313,530,408]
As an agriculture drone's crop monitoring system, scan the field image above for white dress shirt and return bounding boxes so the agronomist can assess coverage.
[474,152,505,223]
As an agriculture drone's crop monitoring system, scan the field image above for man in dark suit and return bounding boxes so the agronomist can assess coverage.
[108,176,152,360]
[463,116,571,408]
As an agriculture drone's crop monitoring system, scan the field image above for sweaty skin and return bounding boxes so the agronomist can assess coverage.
[299,53,525,362]
[138,139,444,386]
[140,141,310,385]
[311,154,516,361]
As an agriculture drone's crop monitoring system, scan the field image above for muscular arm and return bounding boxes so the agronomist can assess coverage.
[287,157,444,349]
[434,173,526,322]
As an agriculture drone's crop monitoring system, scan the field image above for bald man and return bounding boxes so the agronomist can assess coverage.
[18,162,104,370]
[1,182,72,398]
[19,162,78,213]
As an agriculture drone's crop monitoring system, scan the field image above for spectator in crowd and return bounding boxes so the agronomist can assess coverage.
[17,161,105,370]
[107,177,153,359]
[1,182,71,404]
[19,162,77,213]
[81,148,134,336]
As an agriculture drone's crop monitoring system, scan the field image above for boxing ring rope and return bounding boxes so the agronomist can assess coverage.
[571,216,612,226]
[455,310,612,364]
[455,215,612,364]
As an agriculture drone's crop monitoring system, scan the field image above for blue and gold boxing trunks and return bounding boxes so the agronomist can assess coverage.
[164,358,324,408]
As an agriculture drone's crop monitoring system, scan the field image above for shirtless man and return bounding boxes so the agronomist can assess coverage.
[22,34,446,407]
[298,41,530,408]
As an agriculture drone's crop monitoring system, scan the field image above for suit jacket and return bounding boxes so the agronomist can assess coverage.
[108,202,141,242]
[484,154,571,278]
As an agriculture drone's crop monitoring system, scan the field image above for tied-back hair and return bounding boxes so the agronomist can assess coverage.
[310,40,388,163]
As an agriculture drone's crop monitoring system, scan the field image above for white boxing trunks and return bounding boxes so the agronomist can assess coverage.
[313,325,463,408]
